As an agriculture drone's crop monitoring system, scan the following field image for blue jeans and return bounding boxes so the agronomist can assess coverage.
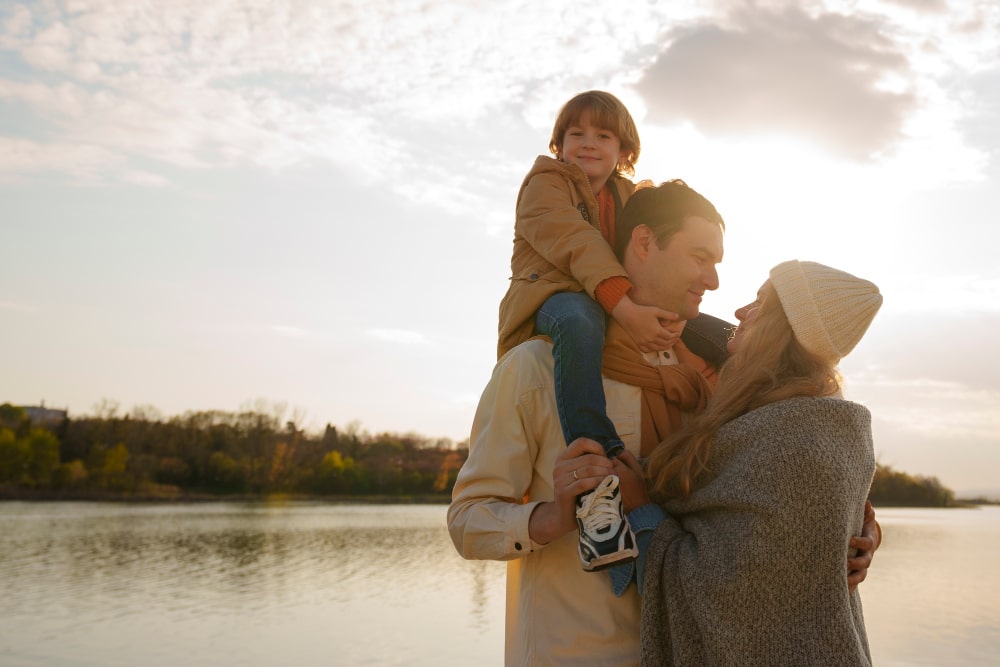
[535,292,624,458]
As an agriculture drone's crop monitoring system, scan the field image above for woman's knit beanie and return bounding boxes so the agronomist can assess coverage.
[769,260,882,362]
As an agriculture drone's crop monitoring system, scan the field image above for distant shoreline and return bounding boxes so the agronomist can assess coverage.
[0,488,452,504]
[1,487,995,507]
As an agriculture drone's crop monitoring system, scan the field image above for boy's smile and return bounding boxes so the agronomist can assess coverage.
[559,110,627,193]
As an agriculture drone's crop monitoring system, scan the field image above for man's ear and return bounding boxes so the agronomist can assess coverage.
[631,224,656,260]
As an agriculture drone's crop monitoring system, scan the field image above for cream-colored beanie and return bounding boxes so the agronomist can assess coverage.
[769,260,882,361]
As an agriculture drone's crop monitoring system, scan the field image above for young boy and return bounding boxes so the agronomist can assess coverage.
[497,91,681,571]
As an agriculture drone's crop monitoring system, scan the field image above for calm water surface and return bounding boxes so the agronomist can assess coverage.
[0,502,997,666]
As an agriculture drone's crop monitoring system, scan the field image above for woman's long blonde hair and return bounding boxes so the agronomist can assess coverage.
[646,282,842,500]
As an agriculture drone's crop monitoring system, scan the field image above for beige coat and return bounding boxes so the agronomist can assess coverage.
[448,339,646,666]
[497,156,636,358]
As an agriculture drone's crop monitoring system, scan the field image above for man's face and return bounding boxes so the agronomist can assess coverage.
[629,216,724,320]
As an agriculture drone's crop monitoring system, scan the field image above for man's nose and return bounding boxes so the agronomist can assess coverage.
[704,266,720,291]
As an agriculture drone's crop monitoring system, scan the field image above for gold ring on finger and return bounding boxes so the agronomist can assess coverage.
[573,469,579,481]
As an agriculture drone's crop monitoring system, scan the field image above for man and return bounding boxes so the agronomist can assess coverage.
[447,181,878,667]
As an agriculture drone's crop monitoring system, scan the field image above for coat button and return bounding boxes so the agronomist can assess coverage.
[530,273,538,280]
[514,542,523,550]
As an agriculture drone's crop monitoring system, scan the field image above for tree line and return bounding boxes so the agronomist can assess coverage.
[0,402,964,506]
[0,403,464,499]
[867,462,957,507]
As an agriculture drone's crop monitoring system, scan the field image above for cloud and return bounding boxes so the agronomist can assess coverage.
[121,169,169,187]
[0,4,33,39]
[0,300,35,311]
[270,325,312,338]
[961,66,1000,150]
[865,377,1000,441]
[450,393,482,407]
[2,0,995,218]
[0,2,686,180]
[367,328,428,345]
[884,272,1000,314]
[844,311,1000,397]
[635,6,917,160]
[1,2,405,176]
[0,136,120,181]
[881,0,948,13]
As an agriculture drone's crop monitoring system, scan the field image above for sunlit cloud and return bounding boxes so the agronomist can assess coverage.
[885,273,1000,313]
[863,377,1000,440]
[122,169,169,187]
[878,405,1000,441]
[367,328,428,345]
[450,393,482,407]
[0,136,120,181]
[0,300,35,311]
[639,7,915,160]
[0,0,702,211]
[633,1,997,175]
[270,325,311,338]
[864,376,991,394]
[2,0,995,230]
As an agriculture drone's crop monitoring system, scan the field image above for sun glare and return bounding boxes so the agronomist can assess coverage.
[635,126,904,316]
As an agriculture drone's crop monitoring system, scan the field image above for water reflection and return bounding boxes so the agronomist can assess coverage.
[2,503,998,666]
[862,507,1000,666]
[0,502,507,667]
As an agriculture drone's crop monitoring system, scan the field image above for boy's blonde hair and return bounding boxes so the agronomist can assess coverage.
[549,91,640,177]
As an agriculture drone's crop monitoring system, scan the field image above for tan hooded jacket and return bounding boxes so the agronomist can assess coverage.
[497,155,636,358]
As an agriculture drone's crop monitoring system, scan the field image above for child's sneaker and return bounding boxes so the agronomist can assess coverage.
[575,474,638,571]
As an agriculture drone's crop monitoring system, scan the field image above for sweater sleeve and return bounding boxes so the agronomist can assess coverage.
[595,276,633,314]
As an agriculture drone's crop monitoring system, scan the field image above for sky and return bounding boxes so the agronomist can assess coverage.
[2,0,998,497]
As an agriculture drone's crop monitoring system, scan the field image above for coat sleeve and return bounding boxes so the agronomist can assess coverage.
[515,170,627,297]
[446,344,556,561]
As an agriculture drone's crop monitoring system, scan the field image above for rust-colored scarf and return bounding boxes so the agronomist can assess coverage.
[597,184,616,244]
[601,320,718,456]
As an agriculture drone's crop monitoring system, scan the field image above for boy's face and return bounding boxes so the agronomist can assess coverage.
[559,110,626,193]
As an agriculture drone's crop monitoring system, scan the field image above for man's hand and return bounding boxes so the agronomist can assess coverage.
[528,438,614,545]
[611,294,682,352]
[847,500,881,591]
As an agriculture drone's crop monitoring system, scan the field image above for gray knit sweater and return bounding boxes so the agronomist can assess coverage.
[641,396,875,666]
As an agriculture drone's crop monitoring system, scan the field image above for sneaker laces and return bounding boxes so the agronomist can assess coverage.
[576,474,622,535]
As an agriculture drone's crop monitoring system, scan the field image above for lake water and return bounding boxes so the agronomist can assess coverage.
[0,502,997,666]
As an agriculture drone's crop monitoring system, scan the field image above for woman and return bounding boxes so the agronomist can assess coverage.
[618,260,882,666]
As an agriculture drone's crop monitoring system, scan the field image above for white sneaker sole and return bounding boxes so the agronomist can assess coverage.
[579,536,639,572]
